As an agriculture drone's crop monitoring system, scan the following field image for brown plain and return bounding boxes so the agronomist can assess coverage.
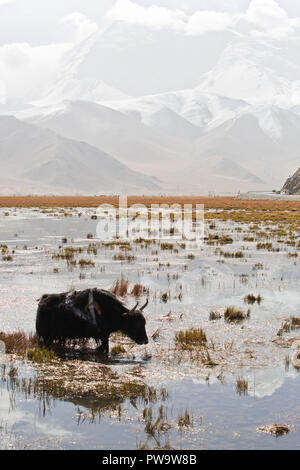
[0,195,300,210]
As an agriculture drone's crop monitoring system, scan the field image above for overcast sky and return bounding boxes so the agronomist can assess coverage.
[1,0,300,104]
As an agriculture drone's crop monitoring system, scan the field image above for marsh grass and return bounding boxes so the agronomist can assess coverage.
[160,292,169,303]
[1,361,165,419]
[87,243,98,255]
[224,307,250,323]
[244,294,262,304]
[112,253,136,263]
[137,440,150,450]
[194,349,218,367]
[218,235,233,245]
[151,329,161,341]
[256,242,273,251]
[111,278,129,297]
[209,311,222,321]
[178,410,193,428]
[174,328,207,349]
[285,355,290,371]
[257,424,290,436]
[160,243,174,250]
[236,377,248,395]
[2,255,13,261]
[52,246,81,261]
[277,316,300,335]
[26,347,57,363]
[78,258,95,268]
[291,316,300,329]
[253,263,264,270]
[144,405,171,441]
[220,250,244,259]
[110,345,126,356]
[130,283,150,298]
[0,330,38,354]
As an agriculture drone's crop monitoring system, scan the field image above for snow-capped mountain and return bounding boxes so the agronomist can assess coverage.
[0,115,160,195]
[196,41,300,107]
[16,95,300,192]
[105,90,249,132]
[3,33,300,194]
[27,27,129,108]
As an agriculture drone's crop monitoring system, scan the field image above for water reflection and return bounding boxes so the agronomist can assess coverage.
[0,359,167,420]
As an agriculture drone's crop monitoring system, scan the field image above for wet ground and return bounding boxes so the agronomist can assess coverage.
[0,206,300,449]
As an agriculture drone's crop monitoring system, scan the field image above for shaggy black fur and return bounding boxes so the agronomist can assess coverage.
[36,288,148,354]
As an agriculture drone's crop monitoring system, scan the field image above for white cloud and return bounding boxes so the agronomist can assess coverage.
[0,0,16,5]
[186,10,235,35]
[106,0,300,39]
[60,12,98,43]
[107,0,187,31]
[0,42,71,103]
[246,0,300,37]
[107,0,238,35]
[1,0,300,105]
[0,12,99,104]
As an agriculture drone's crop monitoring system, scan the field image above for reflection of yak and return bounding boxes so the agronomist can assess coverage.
[36,288,148,354]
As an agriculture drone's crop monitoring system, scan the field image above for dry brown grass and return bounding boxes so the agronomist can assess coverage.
[236,377,248,395]
[206,209,300,225]
[0,330,38,353]
[224,307,250,323]
[130,283,150,298]
[1,195,300,210]
[174,328,207,349]
[111,278,129,297]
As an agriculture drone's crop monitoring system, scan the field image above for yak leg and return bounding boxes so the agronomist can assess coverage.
[97,336,109,355]
[39,336,53,348]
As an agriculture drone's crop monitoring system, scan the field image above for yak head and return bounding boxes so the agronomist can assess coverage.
[122,299,148,345]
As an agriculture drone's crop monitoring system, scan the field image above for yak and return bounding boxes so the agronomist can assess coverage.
[36,288,148,354]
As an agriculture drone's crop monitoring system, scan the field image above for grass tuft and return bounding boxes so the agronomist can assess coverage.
[244,294,262,304]
[174,328,207,349]
[0,330,38,353]
[224,307,250,323]
[26,347,57,363]
[111,345,126,356]
[236,377,248,395]
[111,278,129,297]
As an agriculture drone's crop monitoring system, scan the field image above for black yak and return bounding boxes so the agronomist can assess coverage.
[36,288,148,354]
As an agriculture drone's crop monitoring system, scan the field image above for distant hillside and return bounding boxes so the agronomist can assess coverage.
[0,116,160,195]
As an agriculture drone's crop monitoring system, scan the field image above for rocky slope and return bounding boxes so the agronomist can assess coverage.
[281,168,300,194]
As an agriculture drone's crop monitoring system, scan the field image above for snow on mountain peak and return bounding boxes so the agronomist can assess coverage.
[197,42,300,107]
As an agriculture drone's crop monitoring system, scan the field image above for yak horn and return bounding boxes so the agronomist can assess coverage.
[129,301,139,314]
[140,298,148,311]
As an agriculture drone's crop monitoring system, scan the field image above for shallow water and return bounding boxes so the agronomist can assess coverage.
[1,358,300,450]
[0,207,300,449]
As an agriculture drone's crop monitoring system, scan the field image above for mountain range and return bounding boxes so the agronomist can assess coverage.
[1,38,300,195]
[0,115,159,195]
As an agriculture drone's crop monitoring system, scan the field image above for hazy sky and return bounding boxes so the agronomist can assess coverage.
[1,0,300,103]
